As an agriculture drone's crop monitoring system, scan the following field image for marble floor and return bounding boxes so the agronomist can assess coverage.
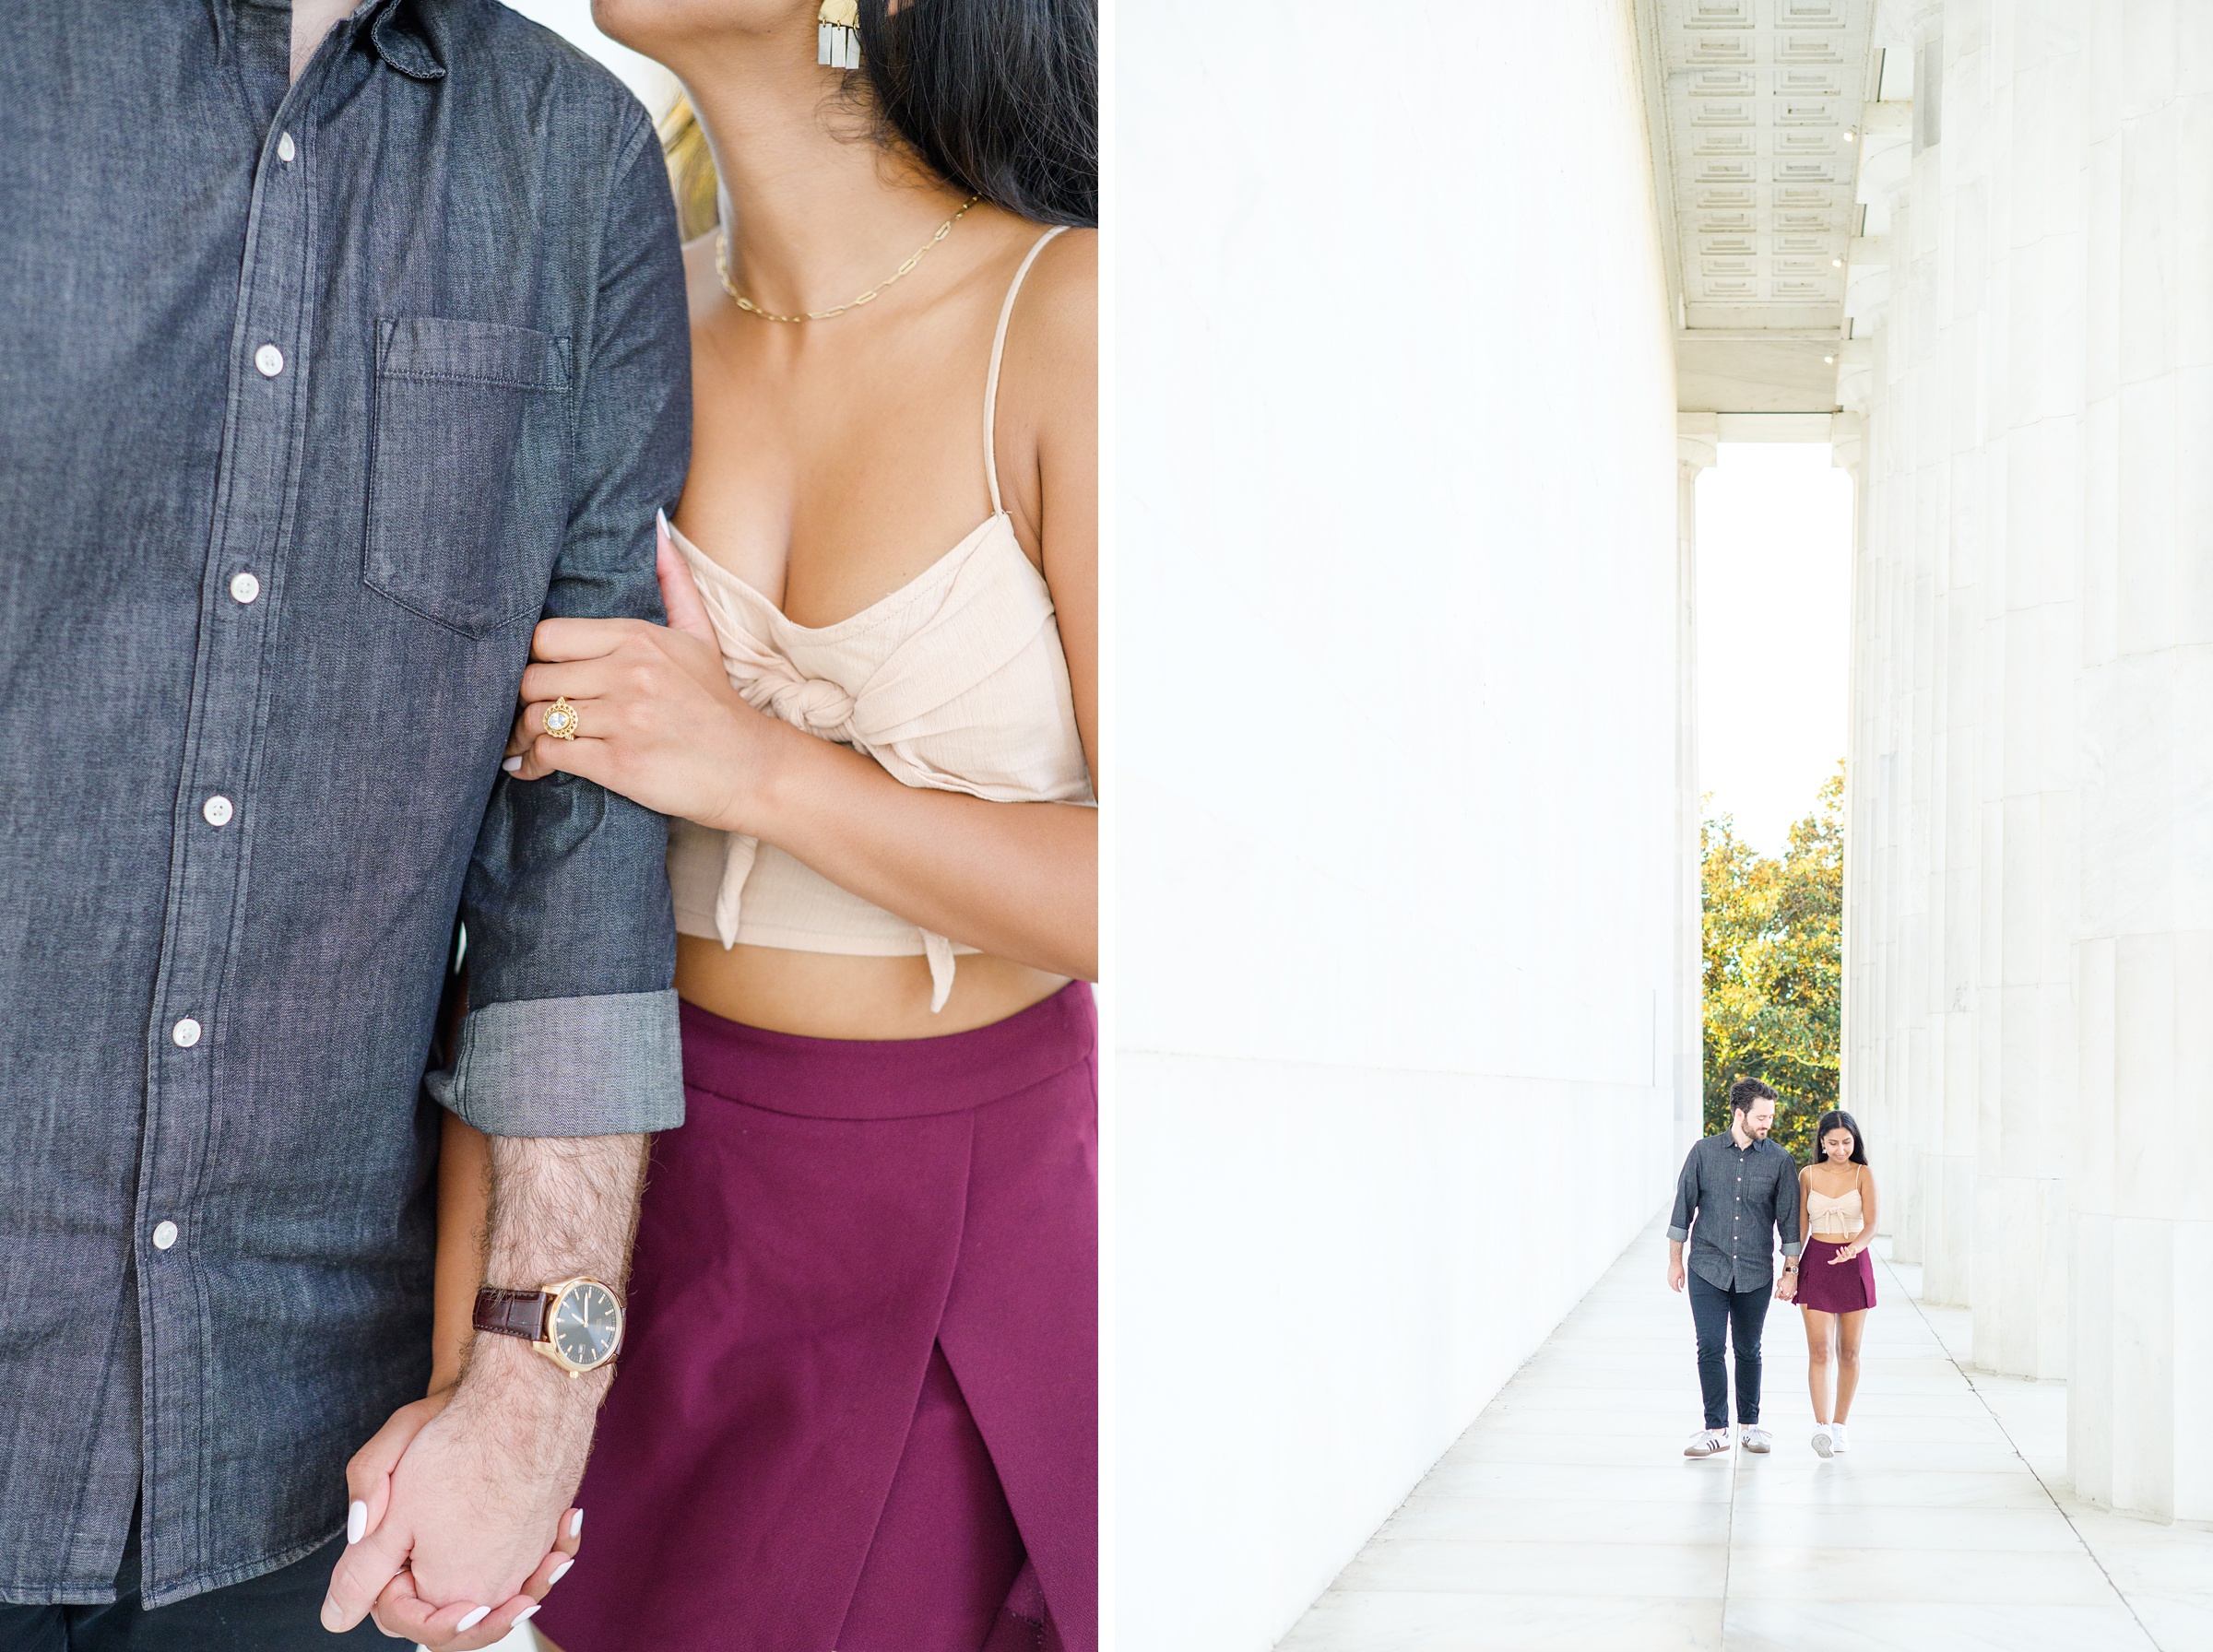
[1277,1221,2213,1651]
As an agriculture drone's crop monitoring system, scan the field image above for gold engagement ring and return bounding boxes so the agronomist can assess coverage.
[544,696,580,741]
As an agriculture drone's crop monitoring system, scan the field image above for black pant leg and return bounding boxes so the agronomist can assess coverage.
[0,1607,67,1652]
[1728,1281,1772,1425]
[1686,1270,1732,1430]
[68,1529,379,1652]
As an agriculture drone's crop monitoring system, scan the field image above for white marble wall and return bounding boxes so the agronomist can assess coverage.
[1846,0,2210,1522]
[1115,2,1687,1646]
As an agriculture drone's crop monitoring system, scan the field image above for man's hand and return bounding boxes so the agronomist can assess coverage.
[323,1351,589,1646]
[1667,1255,1686,1293]
[1775,1268,1799,1302]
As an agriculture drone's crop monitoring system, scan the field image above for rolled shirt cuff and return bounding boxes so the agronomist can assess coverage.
[1781,1243,1803,1257]
[428,988,684,1136]
[1665,1226,1690,1243]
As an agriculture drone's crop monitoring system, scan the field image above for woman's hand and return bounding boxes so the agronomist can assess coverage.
[503,513,791,832]
[1827,1242,1862,1264]
[334,1386,586,1646]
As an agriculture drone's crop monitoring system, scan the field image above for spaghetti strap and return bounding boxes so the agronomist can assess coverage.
[984,226,1071,515]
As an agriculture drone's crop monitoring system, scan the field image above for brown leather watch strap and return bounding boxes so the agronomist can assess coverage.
[473,1286,550,1343]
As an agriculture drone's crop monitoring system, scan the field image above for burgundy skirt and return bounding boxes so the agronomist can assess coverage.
[535,984,1097,1652]
[1797,1236,1877,1314]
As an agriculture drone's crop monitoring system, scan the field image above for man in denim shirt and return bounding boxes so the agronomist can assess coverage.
[0,3,690,1646]
[1666,1079,1802,1458]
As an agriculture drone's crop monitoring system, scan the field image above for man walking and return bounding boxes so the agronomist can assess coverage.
[1668,1079,1801,1457]
[0,3,689,1646]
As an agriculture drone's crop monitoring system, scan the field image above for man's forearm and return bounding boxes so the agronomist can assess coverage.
[448,1133,647,1506]
[482,1131,647,1296]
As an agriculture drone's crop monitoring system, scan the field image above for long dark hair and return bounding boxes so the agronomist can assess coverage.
[858,0,1096,227]
[1810,1109,1869,1166]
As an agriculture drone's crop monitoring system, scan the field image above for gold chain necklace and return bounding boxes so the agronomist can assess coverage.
[716,196,981,323]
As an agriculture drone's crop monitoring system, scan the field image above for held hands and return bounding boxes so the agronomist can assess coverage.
[322,1378,586,1647]
[503,513,790,832]
[1775,1268,1799,1302]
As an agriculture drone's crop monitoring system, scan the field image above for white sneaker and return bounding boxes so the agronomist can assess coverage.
[1811,1423,1834,1457]
[1683,1427,1732,1457]
[1831,1422,1851,1452]
[1741,1425,1772,1453]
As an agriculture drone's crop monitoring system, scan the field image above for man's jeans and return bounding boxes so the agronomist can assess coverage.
[0,1520,378,1651]
[1687,1269,1771,1430]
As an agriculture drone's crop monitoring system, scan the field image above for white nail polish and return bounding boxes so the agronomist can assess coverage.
[513,1603,540,1625]
[568,1509,584,1538]
[502,756,523,773]
[657,508,670,537]
[548,1559,574,1587]
[346,1500,366,1544]
[455,1605,491,1632]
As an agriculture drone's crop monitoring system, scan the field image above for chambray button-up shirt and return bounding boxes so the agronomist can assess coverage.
[0,0,690,1608]
[1667,1131,1803,1292]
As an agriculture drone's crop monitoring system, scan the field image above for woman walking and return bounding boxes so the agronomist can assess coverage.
[1796,1110,1878,1458]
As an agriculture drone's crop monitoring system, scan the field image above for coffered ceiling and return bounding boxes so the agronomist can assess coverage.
[1634,0,1881,415]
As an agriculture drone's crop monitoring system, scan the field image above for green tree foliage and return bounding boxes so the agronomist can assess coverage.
[1701,764,1843,1164]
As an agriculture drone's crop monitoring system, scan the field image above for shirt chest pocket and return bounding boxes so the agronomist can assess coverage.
[366,317,574,639]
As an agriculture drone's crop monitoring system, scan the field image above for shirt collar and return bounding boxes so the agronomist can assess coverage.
[364,0,447,80]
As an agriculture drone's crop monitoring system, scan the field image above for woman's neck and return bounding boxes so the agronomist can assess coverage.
[668,28,969,318]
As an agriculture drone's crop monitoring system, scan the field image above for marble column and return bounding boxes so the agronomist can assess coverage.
[1880,18,1952,1271]
[1910,0,1995,1311]
[1832,415,1876,1157]
[1969,0,2083,1383]
[1849,358,1912,1244]
[1851,216,1926,1263]
[1678,418,1717,1157]
[2069,0,2213,1524]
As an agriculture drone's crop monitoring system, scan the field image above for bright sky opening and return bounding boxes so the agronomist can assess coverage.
[1695,442,1853,859]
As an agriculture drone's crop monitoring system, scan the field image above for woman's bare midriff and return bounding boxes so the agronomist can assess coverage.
[675,934,1071,1040]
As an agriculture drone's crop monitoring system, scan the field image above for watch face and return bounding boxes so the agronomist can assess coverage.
[550,1280,622,1370]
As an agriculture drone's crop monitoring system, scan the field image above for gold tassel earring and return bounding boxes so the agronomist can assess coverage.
[818,0,859,69]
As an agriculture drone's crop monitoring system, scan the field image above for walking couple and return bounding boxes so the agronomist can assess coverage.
[1667,1080,1881,1461]
[0,3,1095,1650]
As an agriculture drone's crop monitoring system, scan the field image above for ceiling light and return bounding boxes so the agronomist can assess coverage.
[1833,258,1844,266]
[1824,355,1837,364]
[1843,130,1857,142]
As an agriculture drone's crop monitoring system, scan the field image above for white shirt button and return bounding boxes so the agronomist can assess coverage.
[278,132,296,163]
[172,1018,203,1048]
[254,344,284,377]
[230,572,261,605]
[203,796,234,828]
[152,1221,179,1251]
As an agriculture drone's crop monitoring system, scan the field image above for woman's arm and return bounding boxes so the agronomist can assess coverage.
[503,244,1099,981]
[431,1111,492,1393]
[1853,1166,1879,1256]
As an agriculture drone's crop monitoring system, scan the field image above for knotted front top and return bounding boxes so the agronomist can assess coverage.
[1805,1183,1864,1239]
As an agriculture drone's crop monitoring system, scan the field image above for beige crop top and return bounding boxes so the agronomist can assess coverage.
[1805,1183,1864,1240]
[666,227,1093,1011]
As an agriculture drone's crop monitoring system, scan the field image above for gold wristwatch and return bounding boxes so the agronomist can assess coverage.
[472,1278,625,1376]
